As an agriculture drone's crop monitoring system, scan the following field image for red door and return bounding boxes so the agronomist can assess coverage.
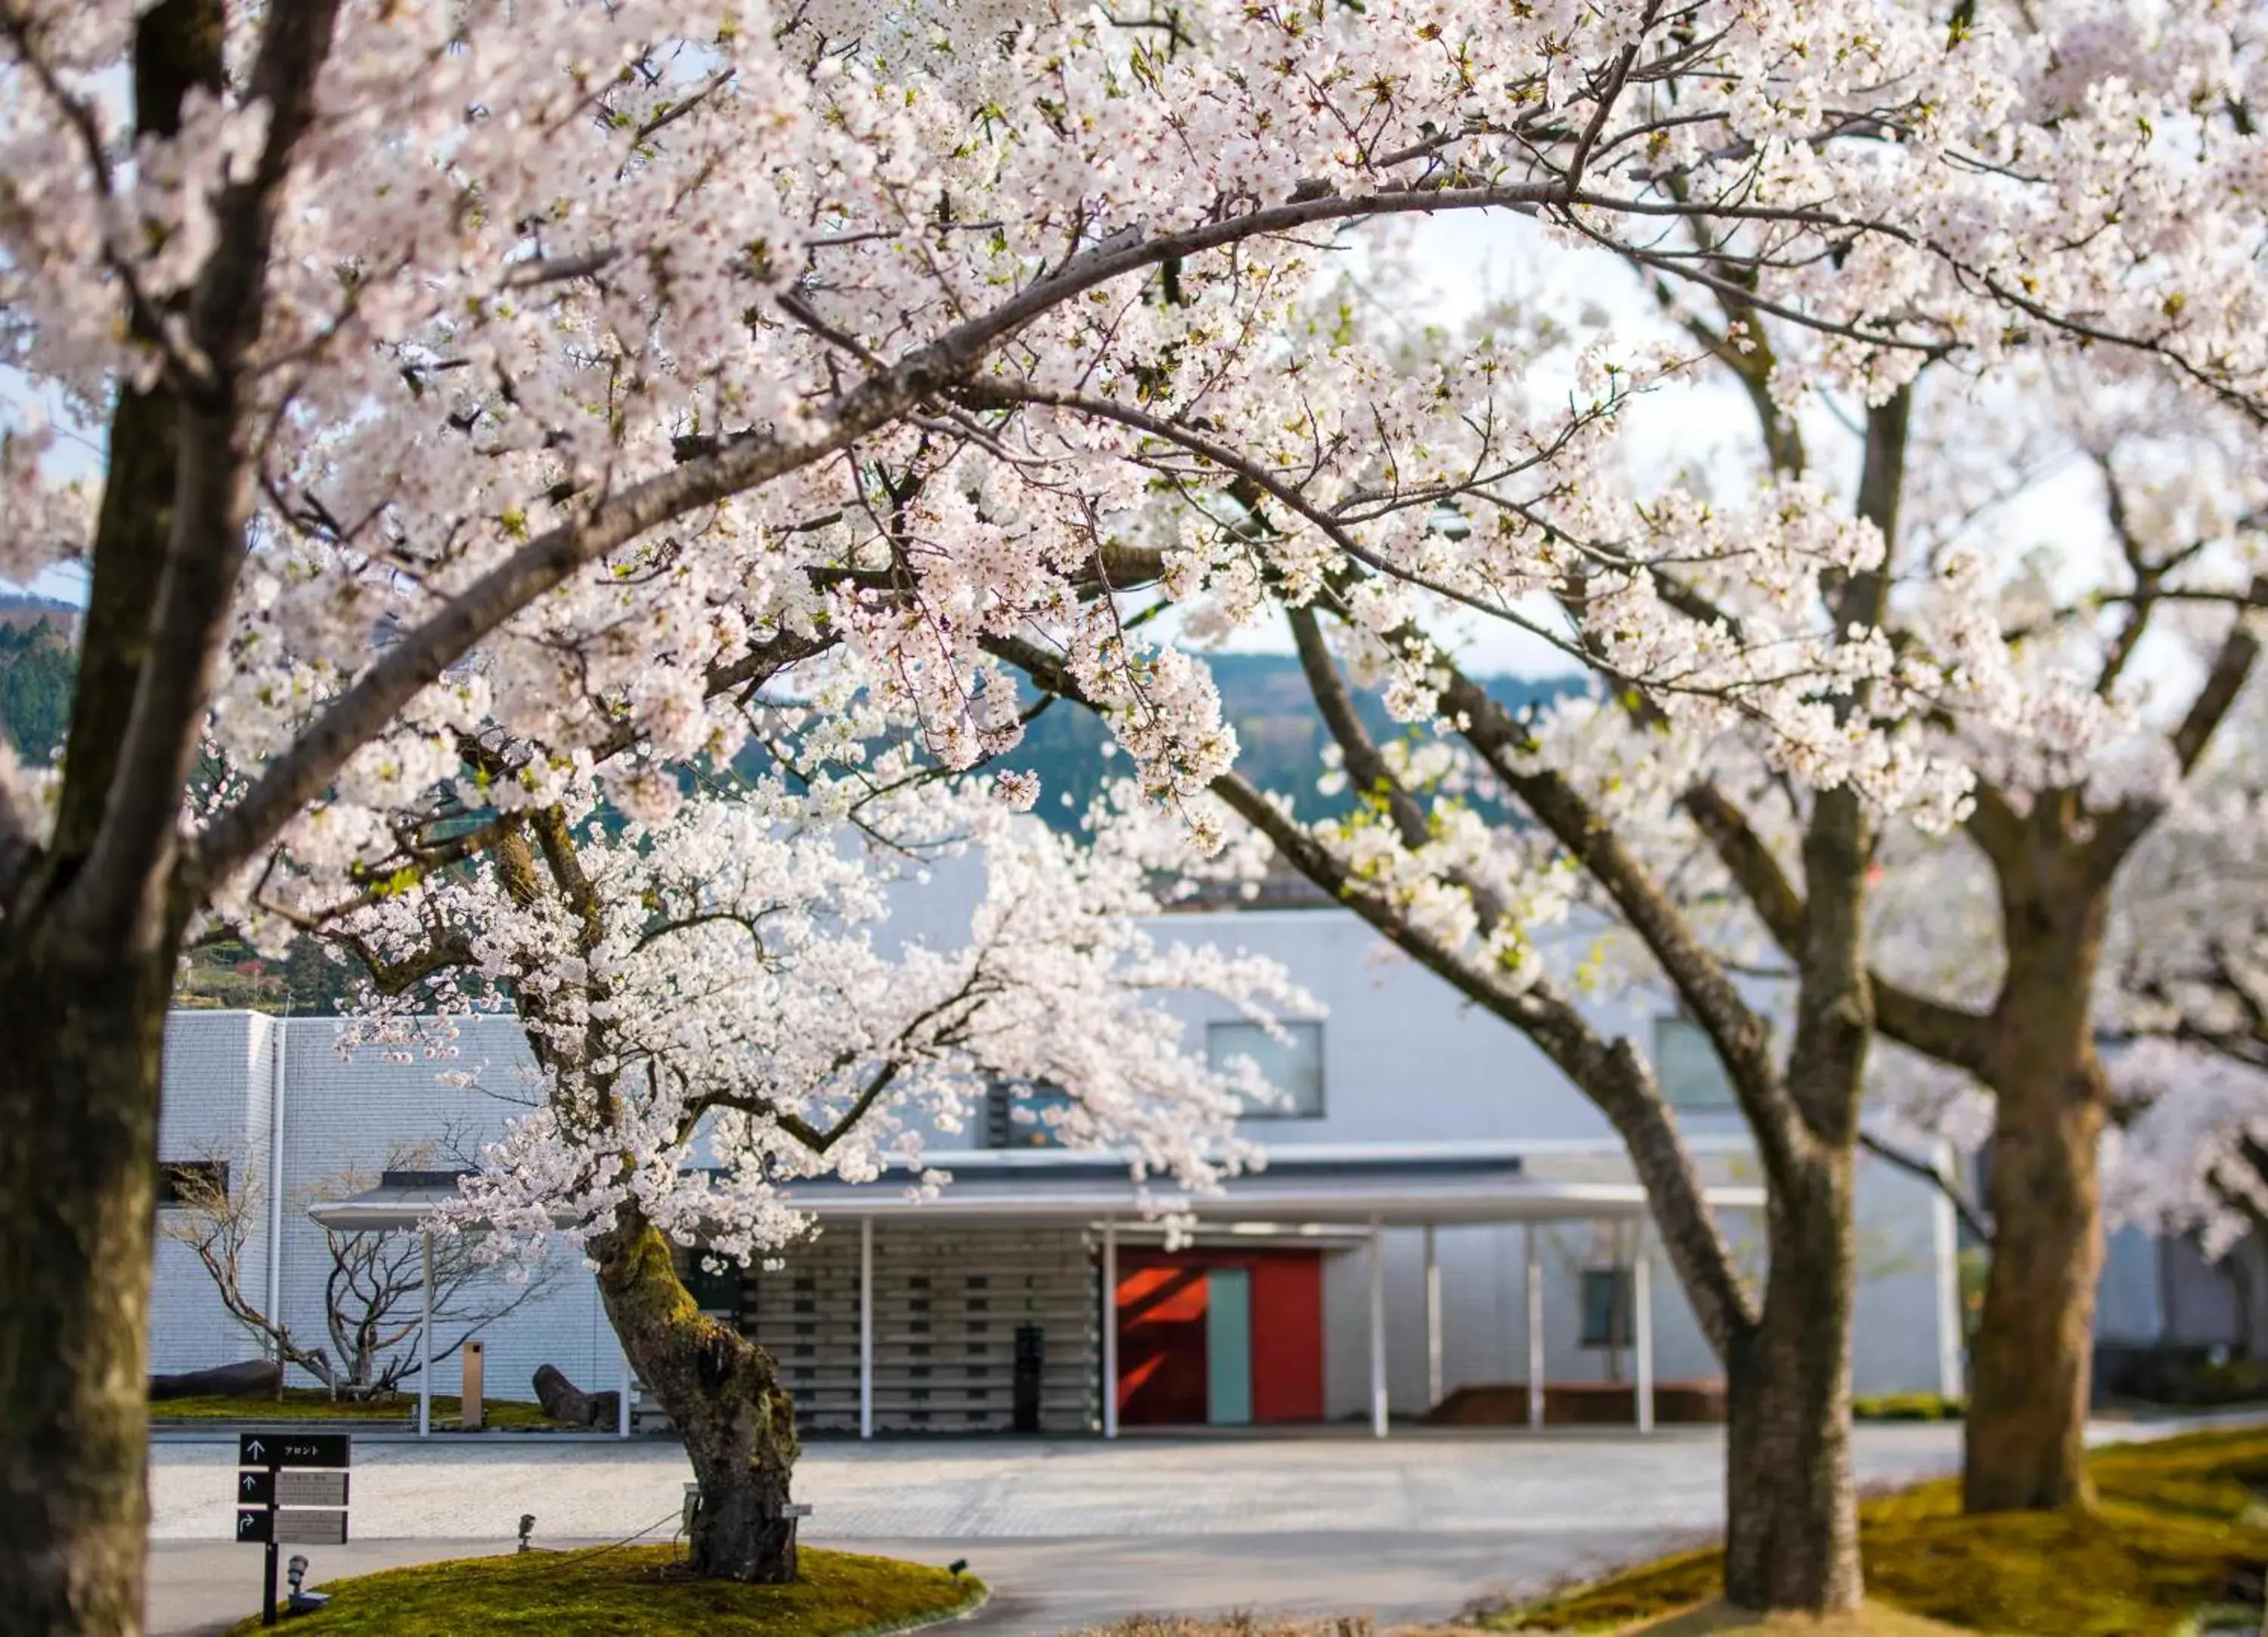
[1113,1249,1323,1425]
[1116,1263,1210,1425]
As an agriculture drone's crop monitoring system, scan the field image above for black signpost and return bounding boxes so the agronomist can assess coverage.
[234,1433,352,1625]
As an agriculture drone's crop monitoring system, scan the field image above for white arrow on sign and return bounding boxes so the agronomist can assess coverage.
[237,1515,259,1536]
[240,1474,258,1495]
[243,1440,265,1462]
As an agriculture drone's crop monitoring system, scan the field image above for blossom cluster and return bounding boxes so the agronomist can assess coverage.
[328,760,1312,1266]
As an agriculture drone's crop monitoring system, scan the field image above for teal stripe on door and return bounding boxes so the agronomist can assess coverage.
[1205,1267,1253,1425]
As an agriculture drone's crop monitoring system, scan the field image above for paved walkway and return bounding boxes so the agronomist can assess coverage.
[153,1419,2225,1634]
[151,1529,1662,1635]
[153,1425,1971,1544]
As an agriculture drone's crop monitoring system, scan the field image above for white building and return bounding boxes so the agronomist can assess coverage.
[151,877,1972,1436]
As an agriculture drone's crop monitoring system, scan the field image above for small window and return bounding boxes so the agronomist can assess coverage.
[1579,1267,1634,1349]
[1653,1014,1738,1112]
[683,1257,742,1317]
[156,1161,229,1208]
[1207,1020,1325,1119]
[984,1079,1074,1148]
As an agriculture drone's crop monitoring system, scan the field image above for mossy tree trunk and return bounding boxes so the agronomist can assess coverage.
[1724,1147,1862,1611]
[590,1212,802,1582]
[1713,404,1900,1617]
[0,945,179,1635]
[0,11,222,1629]
[1963,868,2112,1514]
[0,0,342,1626]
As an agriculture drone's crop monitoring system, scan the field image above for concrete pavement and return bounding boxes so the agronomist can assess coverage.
[147,1425,1972,1633]
[151,1528,1674,1635]
[150,1419,2214,1634]
[153,1425,1975,1543]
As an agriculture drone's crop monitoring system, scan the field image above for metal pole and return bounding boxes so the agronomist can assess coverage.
[860,1215,875,1440]
[1525,1224,1544,1431]
[618,1335,633,1438]
[1101,1218,1120,1440]
[1368,1218,1388,1440]
[1931,1137,1966,1400]
[262,1539,278,1626]
[1634,1230,1655,1435]
[1423,1224,1443,1410]
[418,1228,433,1438]
[265,1013,288,1362]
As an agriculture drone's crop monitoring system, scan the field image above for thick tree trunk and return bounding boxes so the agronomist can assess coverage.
[1965,1051,2105,1512]
[1964,878,2110,1515]
[1723,1152,1863,1614]
[0,948,176,1637]
[591,1215,800,1582]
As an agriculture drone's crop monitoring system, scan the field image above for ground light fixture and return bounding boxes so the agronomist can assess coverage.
[284,1555,329,1617]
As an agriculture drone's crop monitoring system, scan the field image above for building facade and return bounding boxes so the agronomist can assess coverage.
[152,882,1973,1433]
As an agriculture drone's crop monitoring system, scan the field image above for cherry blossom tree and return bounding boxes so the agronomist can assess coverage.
[2,0,2264,1627]
[990,374,1926,1612]
[293,750,1300,1582]
[1784,352,2268,1512]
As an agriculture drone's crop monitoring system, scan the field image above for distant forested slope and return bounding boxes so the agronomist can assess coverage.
[996,651,1588,826]
[0,593,79,763]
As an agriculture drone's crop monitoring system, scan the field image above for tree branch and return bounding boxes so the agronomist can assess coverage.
[1858,1129,1991,1246]
[2090,573,2268,873]
[1686,782,1996,1077]
[987,627,1760,1354]
[75,0,343,939]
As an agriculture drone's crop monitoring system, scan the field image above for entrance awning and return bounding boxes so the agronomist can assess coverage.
[307,1142,1763,1449]
[305,1141,1765,1232]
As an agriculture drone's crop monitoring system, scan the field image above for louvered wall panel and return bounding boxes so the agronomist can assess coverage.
[739,1224,1100,1434]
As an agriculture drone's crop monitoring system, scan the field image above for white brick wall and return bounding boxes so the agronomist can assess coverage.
[154,1012,616,1403]
[151,1012,275,1375]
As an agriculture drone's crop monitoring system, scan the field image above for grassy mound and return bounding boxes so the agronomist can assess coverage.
[152,1388,570,1429]
[1489,1425,2268,1634]
[224,1545,984,1636]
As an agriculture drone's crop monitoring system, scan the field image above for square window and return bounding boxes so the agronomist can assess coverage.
[683,1257,741,1315]
[1579,1268,1635,1349]
[984,1079,1076,1148]
[1206,1020,1325,1119]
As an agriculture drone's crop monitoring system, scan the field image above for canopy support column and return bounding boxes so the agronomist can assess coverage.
[418,1228,433,1438]
[1634,1231,1655,1435]
[860,1215,875,1440]
[1423,1224,1442,1411]
[1101,1218,1120,1440]
[1525,1224,1544,1431]
[1368,1218,1389,1439]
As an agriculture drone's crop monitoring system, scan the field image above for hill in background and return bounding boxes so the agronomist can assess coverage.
[0,592,79,764]
[999,651,1587,828]
[0,611,1585,1001]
